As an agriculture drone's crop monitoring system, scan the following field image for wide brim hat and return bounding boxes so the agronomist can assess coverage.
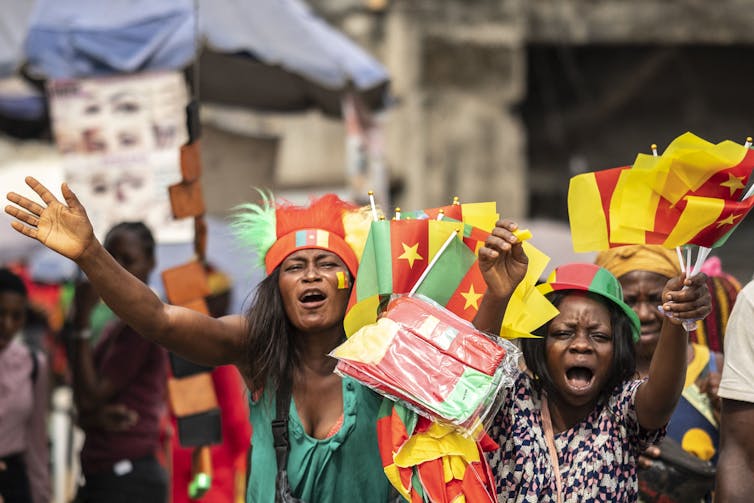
[536,262,641,342]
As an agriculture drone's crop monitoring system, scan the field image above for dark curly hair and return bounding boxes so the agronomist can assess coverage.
[0,268,27,297]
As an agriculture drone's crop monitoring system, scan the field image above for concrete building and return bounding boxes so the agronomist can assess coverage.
[199,0,754,280]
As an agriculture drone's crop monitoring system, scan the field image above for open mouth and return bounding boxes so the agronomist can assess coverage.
[565,366,594,390]
[299,289,327,306]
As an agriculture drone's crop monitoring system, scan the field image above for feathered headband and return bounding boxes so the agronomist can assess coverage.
[232,190,373,275]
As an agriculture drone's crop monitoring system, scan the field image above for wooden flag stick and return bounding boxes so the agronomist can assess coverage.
[368,190,378,221]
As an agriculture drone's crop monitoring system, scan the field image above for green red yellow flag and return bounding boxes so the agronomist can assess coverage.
[569,132,754,251]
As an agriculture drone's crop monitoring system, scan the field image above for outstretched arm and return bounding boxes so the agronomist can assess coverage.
[635,273,711,430]
[472,219,528,334]
[6,177,246,367]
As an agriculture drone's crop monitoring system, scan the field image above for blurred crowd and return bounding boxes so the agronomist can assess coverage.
[0,225,250,503]
[1,216,753,502]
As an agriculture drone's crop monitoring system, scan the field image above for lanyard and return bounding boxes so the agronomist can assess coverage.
[540,395,564,503]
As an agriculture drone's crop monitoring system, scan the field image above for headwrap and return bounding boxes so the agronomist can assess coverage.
[594,245,681,280]
[694,257,742,352]
[232,190,372,276]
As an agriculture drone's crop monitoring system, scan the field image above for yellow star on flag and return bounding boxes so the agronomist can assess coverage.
[461,284,483,311]
[716,213,742,228]
[720,173,746,197]
[398,242,423,268]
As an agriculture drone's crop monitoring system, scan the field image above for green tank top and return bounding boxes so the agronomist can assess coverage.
[246,376,393,502]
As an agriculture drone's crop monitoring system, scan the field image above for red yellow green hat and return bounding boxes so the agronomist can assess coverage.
[232,191,372,276]
[536,263,641,342]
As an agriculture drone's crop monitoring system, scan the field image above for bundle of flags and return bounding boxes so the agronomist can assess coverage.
[343,201,558,340]
[376,400,499,503]
[568,132,754,252]
[333,295,514,428]
[333,295,508,502]
[332,199,559,502]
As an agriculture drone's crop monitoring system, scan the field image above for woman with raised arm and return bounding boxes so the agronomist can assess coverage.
[5,177,528,502]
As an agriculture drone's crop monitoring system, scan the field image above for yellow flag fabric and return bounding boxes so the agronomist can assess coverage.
[649,133,747,203]
[460,202,499,232]
[663,196,725,248]
[393,422,480,468]
[343,293,381,338]
[501,241,559,338]
[332,317,398,363]
[568,172,610,252]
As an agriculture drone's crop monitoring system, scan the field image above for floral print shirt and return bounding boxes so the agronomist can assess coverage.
[487,373,664,502]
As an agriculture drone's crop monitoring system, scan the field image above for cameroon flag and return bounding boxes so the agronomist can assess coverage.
[569,132,754,252]
[344,218,485,337]
[376,399,498,503]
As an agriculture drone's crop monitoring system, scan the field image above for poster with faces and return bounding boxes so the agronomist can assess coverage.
[48,71,192,243]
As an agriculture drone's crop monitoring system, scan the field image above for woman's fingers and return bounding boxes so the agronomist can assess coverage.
[26,176,58,205]
[663,275,711,320]
[61,182,84,211]
[4,205,39,228]
[485,219,521,253]
[10,220,39,240]
[6,192,46,216]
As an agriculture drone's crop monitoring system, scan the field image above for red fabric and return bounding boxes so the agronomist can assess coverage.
[337,297,506,420]
[387,297,507,375]
[462,226,489,253]
[627,149,754,247]
[80,323,167,474]
[688,196,754,247]
[417,457,448,503]
[171,365,251,503]
[461,460,496,503]
[389,220,429,294]
[423,204,463,221]
[444,262,487,322]
[685,148,754,200]
[594,166,631,246]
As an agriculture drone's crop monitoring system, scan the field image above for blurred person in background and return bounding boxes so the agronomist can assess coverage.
[694,256,742,354]
[596,246,724,501]
[716,276,754,502]
[63,222,168,503]
[170,266,251,503]
[0,268,51,503]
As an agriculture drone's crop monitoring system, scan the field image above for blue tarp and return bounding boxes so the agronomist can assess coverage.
[17,0,388,91]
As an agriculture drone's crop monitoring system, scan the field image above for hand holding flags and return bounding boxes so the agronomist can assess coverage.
[343,202,558,340]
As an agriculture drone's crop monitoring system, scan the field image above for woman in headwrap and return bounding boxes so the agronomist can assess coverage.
[595,245,723,466]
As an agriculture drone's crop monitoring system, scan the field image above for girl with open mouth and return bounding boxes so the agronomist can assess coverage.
[486,262,711,502]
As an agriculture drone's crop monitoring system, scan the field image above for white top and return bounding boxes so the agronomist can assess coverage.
[719,280,754,403]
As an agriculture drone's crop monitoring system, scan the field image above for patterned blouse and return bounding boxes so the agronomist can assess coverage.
[487,373,664,502]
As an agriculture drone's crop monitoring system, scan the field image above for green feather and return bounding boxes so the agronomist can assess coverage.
[231,189,277,270]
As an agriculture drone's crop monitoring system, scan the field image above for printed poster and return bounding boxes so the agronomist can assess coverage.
[48,71,192,243]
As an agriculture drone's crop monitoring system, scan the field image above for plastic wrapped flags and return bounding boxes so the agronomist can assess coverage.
[332,295,519,431]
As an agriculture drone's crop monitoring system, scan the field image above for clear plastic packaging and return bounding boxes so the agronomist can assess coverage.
[331,294,520,437]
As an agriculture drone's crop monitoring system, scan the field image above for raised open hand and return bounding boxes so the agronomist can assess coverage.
[478,219,529,300]
[5,176,95,260]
